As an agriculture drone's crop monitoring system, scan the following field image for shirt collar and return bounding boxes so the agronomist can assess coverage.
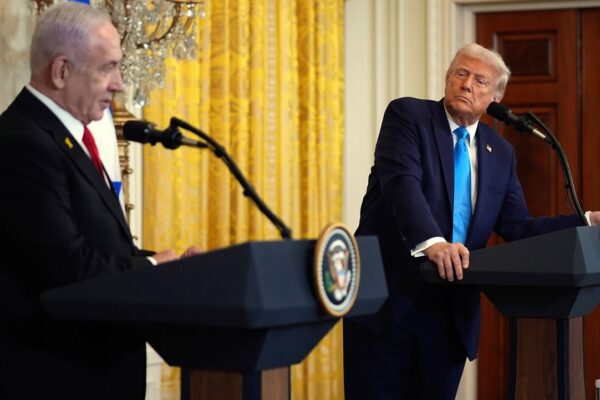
[443,104,479,142]
[26,84,85,142]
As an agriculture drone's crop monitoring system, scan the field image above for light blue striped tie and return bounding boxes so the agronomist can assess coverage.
[452,126,471,244]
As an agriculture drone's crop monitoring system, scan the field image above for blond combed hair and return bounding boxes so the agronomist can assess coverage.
[446,43,511,98]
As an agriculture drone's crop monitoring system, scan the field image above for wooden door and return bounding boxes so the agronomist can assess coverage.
[476,8,600,400]
[581,8,600,400]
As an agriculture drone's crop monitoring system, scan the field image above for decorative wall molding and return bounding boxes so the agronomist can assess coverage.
[343,0,427,230]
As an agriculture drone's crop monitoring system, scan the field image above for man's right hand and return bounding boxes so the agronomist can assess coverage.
[151,249,179,265]
[151,246,204,265]
[423,242,469,282]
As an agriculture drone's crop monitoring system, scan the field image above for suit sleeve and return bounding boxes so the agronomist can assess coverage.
[0,127,152,292]
[493,147,582,241]
[374,100,445,248]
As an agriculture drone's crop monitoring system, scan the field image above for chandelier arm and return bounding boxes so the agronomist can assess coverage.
[144,12,183,45]
[144,16,169,42]
[120,0,132,44]
[182,15,195,35]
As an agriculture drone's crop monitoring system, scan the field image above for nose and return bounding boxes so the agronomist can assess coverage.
[110,69,125,93]
[461,75,473,92]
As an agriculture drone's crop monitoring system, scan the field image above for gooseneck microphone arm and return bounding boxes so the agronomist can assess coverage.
[486,102,588,226]
[523,112,588,225]
[170,117,293,239]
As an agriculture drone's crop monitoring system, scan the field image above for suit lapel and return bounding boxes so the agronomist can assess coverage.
[17,89,133,242]
[51,129,132,238]
[431,101,454,213]
[468,125,490,244]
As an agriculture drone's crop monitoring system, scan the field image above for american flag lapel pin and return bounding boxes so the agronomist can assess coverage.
[64,137,74,149]
[486,144,492,153]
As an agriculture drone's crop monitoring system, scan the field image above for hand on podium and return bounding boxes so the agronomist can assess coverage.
[181,245,204,258]
[423,242,470,282]
[152,246,204,265]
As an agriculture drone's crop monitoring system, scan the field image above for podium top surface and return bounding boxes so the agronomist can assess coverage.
[420,226,600,287]
[41,237,387,329]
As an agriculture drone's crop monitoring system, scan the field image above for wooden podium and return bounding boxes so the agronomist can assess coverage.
[421,226,600,400]
[41,237,388,400]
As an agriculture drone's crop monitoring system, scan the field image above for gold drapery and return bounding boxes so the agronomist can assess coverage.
[142,0,345,399]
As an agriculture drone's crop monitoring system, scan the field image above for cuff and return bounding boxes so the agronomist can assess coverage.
[585,211,593,226]
[411,236,447,257]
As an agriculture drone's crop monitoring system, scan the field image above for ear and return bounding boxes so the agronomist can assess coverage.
[49,56,69,89]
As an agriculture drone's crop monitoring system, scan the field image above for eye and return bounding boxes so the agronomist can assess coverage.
[102,61,119,71]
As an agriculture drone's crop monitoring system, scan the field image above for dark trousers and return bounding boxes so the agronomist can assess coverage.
[344,291,467,399]
[0,336,146,400]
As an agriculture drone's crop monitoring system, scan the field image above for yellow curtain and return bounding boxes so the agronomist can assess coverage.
[142,0,344,399]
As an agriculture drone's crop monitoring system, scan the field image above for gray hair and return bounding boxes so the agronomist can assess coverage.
[446,43,511,98]
[30,2,112,74]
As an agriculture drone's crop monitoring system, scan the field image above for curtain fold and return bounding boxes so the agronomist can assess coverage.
[142,1,344,398]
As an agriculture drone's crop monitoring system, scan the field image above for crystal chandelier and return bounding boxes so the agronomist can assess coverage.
[31,0,204,107]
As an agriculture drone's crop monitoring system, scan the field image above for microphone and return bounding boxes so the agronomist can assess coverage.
[487,102,588,226]
[486,102,550,143]
[123,120,206,149]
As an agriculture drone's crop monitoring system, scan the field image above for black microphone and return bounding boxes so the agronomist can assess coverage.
[123,120,206,149]
[487,102,588,225]
[486,102,550,143]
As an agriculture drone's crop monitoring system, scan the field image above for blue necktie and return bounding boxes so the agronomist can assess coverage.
[453,126,471,244]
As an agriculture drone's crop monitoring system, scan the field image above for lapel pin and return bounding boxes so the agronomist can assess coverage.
[486,144,492,153]
[64,137,74,149]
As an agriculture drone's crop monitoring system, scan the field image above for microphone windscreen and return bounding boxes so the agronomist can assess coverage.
[123,120,152,143]
[486,101,510,121]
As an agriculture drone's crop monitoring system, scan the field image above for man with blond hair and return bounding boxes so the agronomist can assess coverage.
[344,43,600,399]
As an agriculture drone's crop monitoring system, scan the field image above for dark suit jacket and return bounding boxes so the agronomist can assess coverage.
[353,97,581,359]
[0,89,153,399]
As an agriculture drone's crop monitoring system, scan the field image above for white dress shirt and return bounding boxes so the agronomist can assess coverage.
[411,109,593,257]
[26,84,91,157]
[410,110,478,256]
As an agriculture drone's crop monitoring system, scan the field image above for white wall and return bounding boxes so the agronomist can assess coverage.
[343,0,428,232]
[0,1,34,112]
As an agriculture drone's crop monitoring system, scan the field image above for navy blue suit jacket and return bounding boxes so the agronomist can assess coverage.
[354,97,581,359]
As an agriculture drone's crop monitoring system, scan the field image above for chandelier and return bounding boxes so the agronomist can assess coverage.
[31,0,204,107]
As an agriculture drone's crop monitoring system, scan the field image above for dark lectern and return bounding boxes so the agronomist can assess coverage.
[420,226,600,400]
[41,237,387,400]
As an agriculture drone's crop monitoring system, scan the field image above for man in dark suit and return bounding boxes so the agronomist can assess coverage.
[0,3,199,399]
[343,43,600,399]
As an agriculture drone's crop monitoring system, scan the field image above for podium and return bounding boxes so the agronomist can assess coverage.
[41,237,387,400]
[420,226,600,400]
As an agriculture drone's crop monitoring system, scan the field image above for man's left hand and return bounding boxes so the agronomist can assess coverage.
[181,245,203,258]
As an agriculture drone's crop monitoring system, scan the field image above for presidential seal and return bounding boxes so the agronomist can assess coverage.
[314,223,360,317]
